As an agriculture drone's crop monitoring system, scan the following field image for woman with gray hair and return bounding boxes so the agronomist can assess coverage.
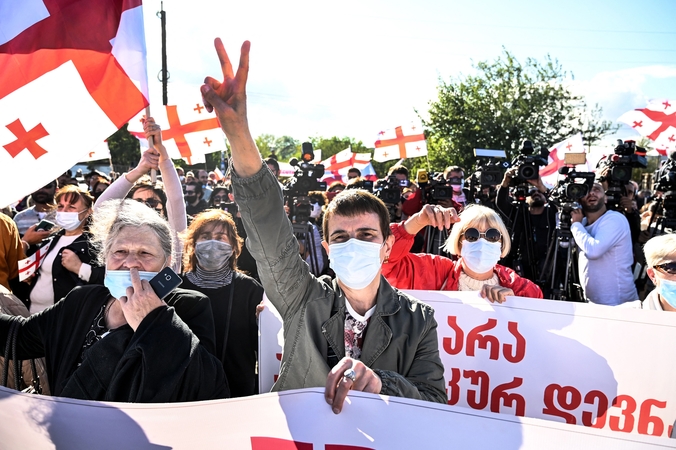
[642,233,676,311]
[0,199,228,402]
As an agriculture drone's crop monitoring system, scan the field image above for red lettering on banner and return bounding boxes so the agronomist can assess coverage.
[541,385,670,437]
[443,316,464,355]
[502,322,526,363]
[447,368,461,405]
[637,399,667,436]
[609,395,637,433]
[463,370,490,409]
[443,316,527,362]
[581,390,608,429]
[466,319,499,360]
[490,377,525,417]
[542,384,582,424]
[251,437,313,450]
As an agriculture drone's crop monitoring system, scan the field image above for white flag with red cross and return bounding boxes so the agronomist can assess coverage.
[0,0,149,208]
[320,147,375,184]
[539,133,587,187]
[373,122,427,162]
[618,99,676,156]
[17,241,52,282]
[79,141,111,163]
[127,102,225,166]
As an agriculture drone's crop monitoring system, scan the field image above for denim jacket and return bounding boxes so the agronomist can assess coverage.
[231,163,446,403]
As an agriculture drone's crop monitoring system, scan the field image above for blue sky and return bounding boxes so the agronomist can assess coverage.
[141,0,676,149]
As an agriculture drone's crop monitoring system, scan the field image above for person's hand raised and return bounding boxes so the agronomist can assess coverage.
[118,268,164,331]
[200,39,250,135]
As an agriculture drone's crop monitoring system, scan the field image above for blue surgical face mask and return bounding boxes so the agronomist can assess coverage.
[460,239,502,274]
[104,269,158,299]
[329,239,383,290]
[657,278,676,309]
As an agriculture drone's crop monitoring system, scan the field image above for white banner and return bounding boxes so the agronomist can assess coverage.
[0,386,672,449]
[259,291,676,438]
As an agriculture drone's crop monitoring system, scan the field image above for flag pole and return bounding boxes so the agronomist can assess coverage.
[145,106,157,183]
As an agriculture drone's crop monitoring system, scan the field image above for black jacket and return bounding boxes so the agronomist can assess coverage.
[0,285,229,402]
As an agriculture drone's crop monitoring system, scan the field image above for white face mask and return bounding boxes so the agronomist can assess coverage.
[460,239,502,274]
[104,269,157,299]
[56,210,86,231]
[329,239,383,290]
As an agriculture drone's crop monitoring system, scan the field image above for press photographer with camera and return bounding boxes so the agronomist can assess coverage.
[496,167,556,279]
[570,182,638,305]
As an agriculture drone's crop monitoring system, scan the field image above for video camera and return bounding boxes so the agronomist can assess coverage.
[597,139,647,210]
[415,170,454,204]
[372,175,403,221]
[549,154,595,233]
[652,151,676,224]
[283,142,326,223]
[469,148,509,204]
[509,139,549,184]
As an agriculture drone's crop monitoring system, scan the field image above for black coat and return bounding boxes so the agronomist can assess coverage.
[181,272,263,397]
[0,285,229,402]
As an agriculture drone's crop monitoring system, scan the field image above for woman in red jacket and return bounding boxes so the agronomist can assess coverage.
[382,204,543,303]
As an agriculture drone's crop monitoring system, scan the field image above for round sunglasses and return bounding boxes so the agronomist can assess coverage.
[654,262,676,275]
[462,227,502,243]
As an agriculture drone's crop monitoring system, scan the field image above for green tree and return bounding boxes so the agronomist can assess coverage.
[423,49,618,174]
[106,124,141,173]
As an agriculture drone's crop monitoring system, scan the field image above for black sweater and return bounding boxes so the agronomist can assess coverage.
[180,272,263,397]
[0,285,229,402]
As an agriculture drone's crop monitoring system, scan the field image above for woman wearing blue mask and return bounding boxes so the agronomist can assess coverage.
[383,204,542,303]
[643,234,676,311]
[18,185,102,314]
[0,199,228,402]
[180,209,263,397]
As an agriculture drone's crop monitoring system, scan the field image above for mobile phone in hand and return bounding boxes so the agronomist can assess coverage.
[35,219,55,231]
[149,267,183,299]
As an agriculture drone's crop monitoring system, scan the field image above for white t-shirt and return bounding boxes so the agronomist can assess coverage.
[29,234,79,314]
[571,210,638,306]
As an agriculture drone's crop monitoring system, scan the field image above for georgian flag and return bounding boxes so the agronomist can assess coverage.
[320,148,376,184]
[618,99,676,156]
[17,241,52,281]
[373,122,427,163]
[0,0,149,208]
[79,140,111,163]
[539,133,587,187]
[127,101,225,165]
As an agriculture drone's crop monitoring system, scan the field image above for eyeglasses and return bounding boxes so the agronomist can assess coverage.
[462,227,502,243]
[654,262,676,275]
[135,198,161,208]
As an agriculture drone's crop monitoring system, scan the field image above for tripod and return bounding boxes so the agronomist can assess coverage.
[506,197,538,281]
[293,222,323,276]
[537,219,585,302]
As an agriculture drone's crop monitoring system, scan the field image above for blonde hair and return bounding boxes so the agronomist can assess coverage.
[644,234,676,268]
[442,205,511,257]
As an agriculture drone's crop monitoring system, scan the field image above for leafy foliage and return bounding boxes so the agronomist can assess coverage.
[422,49,619,174]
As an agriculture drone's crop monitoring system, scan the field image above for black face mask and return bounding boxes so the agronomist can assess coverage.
[530,199,545,208]
[185,194,197,200]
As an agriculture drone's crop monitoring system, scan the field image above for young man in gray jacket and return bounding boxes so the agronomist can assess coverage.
[200,39,446,414]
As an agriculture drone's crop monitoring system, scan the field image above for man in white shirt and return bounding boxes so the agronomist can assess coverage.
[570,183,638,305]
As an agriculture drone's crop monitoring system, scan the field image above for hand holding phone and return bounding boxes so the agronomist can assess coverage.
[149,267,183,299]
[35,219,55,232]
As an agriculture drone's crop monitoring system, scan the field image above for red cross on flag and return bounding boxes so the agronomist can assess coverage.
[319,147,375,184]
[0,0,149,208]
[17,241,52,281]
[373,122,427,162]
[618,99,676,155]
[127,101,225,165]
[539,133,587,187]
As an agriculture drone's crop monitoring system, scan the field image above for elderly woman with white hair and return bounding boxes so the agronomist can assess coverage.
[642,233,676,311]
[383,204,542,302]
[0,199,228,402]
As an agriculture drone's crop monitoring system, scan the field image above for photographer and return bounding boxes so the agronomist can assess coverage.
[570,183,638,305]
[496,168,556,278]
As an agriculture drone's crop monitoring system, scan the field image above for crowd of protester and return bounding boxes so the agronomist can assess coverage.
[0,40,674,416]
